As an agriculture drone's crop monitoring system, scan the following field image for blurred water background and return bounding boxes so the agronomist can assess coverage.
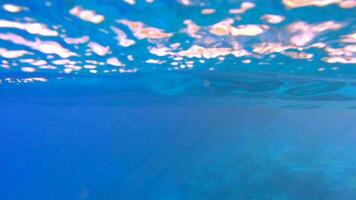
[1,0,356,199]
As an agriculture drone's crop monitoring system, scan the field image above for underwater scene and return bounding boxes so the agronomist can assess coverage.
[1,0,356,199]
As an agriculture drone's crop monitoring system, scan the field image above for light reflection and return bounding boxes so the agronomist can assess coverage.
[0,33,77,58]
[0,0,354,78]
[87,42,110,56]
[282,0,356,9]
[69,6,104,24]
[261,14,285,24]
[3,4,23,13]
[0,48,31,58]
[0,20,58,36]
[118,19,172,39]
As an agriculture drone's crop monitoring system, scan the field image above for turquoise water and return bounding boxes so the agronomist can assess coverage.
[1,0,356,199]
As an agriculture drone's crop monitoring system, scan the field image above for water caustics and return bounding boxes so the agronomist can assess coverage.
[0,0,355,100]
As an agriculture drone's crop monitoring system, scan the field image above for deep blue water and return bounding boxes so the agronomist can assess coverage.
[1,0,356,199]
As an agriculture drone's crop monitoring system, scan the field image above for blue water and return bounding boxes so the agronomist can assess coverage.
[1,0,356,199]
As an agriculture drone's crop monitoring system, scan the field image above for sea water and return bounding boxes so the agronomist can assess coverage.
[0,0,356,199]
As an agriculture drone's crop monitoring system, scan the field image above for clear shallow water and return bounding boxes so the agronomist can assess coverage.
[1,0,356,199]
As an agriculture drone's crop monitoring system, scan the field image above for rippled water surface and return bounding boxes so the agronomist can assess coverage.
[1,0,356,199]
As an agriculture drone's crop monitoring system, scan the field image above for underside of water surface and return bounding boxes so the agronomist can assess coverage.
[1,0,356,199]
